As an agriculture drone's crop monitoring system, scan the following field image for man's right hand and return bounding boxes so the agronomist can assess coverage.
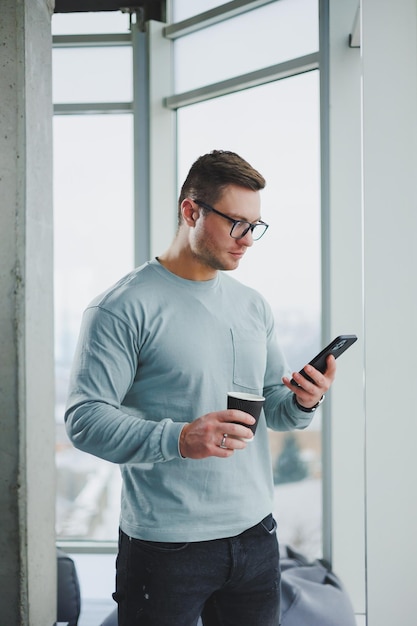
[179,410,256,459]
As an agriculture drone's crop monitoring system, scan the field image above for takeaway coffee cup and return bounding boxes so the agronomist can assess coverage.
[227,391,265,442]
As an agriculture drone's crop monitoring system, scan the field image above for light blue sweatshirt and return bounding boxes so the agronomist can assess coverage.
[65,259,313,542]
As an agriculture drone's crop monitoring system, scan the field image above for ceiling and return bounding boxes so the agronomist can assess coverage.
[54,0,166,21]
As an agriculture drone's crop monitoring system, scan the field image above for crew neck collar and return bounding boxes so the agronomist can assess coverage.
[149,258,220,290]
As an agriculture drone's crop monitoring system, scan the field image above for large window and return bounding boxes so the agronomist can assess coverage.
[53,13,133,543]
[53,0,322,559]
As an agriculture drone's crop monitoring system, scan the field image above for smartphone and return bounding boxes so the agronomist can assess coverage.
[290,334,358,386]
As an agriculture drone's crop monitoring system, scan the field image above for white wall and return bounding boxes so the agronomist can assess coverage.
[361,0,417,623]
[329,1,417,623]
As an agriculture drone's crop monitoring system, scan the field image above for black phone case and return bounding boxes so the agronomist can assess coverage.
[291,334,358,385]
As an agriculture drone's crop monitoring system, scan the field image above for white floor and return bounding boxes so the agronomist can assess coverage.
[79,603,367,626]
[79,599,115,626]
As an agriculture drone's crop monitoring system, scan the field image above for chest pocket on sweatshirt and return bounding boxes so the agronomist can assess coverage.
[230,329,267,392]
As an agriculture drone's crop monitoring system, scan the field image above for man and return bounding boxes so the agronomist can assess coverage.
[65,150,336,626]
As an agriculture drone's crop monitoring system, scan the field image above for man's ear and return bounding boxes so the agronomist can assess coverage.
[182,199,199,226]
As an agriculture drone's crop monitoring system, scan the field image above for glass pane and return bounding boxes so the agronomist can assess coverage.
[174,0,318,94]
[52,11,131,35]
[53,47,132,104]
[177,71,322,558]
[172,0,226,22]
[54,114,134,541]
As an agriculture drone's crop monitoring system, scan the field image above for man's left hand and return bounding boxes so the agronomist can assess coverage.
[282,354,336,410]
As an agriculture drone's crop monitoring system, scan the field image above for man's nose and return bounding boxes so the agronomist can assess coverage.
[239,228,254,246]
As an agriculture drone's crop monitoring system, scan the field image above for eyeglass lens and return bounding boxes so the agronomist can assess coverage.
[231,221,268,240]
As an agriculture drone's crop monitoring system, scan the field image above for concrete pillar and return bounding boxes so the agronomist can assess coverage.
[0,0,56,624]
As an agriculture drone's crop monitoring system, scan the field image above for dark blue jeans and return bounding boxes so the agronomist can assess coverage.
[113,514,280,626]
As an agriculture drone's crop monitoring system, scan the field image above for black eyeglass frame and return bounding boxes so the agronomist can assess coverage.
[194,199,269,241]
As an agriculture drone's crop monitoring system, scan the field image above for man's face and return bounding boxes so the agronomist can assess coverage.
[189,185,262,272]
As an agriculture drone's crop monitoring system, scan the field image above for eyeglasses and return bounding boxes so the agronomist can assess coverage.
[194,199,269,241]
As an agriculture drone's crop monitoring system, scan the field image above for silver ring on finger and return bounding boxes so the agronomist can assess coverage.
[219,433,228,449]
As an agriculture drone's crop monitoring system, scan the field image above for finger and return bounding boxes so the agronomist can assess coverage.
[214,434,235,457]
[302,363,335,391]
[214,445,235,458]
[302,365,326,387]
[282,375,301,391]
[304,356,336,387]
[215,432,247,453]
[222,411,255,441]
[324,354,337,380]
[284,371,313,391]
[287,370,326,404]
[221,409,256,426]
[223,422,254,442]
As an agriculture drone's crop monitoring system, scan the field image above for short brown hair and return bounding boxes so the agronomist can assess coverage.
[177,150,266,226]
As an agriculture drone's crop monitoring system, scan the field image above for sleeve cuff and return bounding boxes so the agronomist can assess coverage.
[160,420,188,461]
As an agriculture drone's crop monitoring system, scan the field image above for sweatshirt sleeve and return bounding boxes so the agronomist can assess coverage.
[65,305,185,464]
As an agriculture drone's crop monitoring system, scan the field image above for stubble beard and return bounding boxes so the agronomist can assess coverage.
[191,239,240,273]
